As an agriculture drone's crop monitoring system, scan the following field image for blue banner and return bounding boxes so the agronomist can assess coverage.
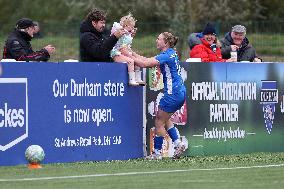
[0,62,143,166]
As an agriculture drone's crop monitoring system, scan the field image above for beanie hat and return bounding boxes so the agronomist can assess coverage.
[16,18,36,29]
[202,23,216,35]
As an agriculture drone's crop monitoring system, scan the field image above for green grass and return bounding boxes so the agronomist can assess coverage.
[31,36,79,62]
[0,152,283,189]
[1,33,284,62]
[247,33,284,61]
[133,34,159,57]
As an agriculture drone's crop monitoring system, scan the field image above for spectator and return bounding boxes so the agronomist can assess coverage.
[80,8,127,62]
[189,23,233,62]
[220,25,261,62]
[2,18,55,61]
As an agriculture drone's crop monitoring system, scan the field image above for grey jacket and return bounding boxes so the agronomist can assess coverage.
[220,32,259,62]
[187,33,202,50]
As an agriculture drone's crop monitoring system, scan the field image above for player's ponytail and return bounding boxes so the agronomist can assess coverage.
[162,32,178,48]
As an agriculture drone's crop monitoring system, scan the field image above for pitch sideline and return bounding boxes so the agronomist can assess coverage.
[0,164,283,182]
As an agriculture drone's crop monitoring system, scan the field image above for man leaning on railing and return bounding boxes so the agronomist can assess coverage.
[220,25,262,62]
[2,18,55,62]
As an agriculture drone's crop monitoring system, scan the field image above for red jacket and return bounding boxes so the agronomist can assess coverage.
[190,38,225,62]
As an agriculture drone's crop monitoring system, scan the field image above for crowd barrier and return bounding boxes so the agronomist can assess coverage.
[0,62,143,166]
[146,62,284,157]
[2,61,284,165]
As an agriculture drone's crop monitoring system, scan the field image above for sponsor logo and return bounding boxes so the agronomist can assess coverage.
[0,78,28,151]
[260,80,277,134]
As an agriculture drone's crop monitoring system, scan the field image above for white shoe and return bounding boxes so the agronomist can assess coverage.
[145,152,162,160]
[129,80,139,86]
[129,72,139,86]
[136,80,146,86]
[173,142,186,159]
[135,70,146,86]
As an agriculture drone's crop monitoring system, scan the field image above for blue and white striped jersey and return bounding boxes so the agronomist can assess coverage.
[155,48,184,95]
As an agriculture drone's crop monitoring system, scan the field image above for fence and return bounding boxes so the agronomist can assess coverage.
[1,21,284,62]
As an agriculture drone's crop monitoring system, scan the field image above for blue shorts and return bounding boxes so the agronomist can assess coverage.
[159,89,186,113]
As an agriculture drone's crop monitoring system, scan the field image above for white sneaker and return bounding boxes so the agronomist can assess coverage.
[135,70,146,86]
[145,152,162,160]
[129,72,139,86]
[173,142,186,159]
[136,80,146,86]
[129,80,139,86]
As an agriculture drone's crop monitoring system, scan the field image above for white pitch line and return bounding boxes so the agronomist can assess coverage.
[0,164,283,182]
[246,133,256,135]
[192,145,204,148]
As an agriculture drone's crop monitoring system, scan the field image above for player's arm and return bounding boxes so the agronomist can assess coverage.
[132,53,159,68]
[132,51,147,60]
[131,51,158,67]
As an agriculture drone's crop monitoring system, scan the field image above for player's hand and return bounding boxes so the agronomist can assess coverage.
[120,47,132,57]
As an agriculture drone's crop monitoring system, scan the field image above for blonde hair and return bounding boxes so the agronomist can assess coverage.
[162,32,178,48]
[120,13,136,27]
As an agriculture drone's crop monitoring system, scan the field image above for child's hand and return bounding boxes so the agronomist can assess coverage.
[114,28,127,38]
[131,28,137,37]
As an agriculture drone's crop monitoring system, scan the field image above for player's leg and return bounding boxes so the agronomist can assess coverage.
[165,120,186,159]
[164,90,187,159]
[147,108,171,160]
[165,120,181,146]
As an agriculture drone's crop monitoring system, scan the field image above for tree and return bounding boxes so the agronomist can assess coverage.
[260,0,284,20]
[0,0,276,36]
[153,0,192,58]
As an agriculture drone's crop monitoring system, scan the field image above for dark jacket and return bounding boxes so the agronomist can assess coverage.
[220,32,258,62]
[79,20,118,62]
[2,29,50,61]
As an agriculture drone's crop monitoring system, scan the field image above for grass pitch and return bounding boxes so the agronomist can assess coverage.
[0,152,283,189]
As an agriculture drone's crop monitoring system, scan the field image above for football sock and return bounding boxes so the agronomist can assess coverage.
[167,126,181,146]
[154,135,164,153]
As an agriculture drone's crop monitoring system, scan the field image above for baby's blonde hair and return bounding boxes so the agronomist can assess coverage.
[120,13,136,27]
